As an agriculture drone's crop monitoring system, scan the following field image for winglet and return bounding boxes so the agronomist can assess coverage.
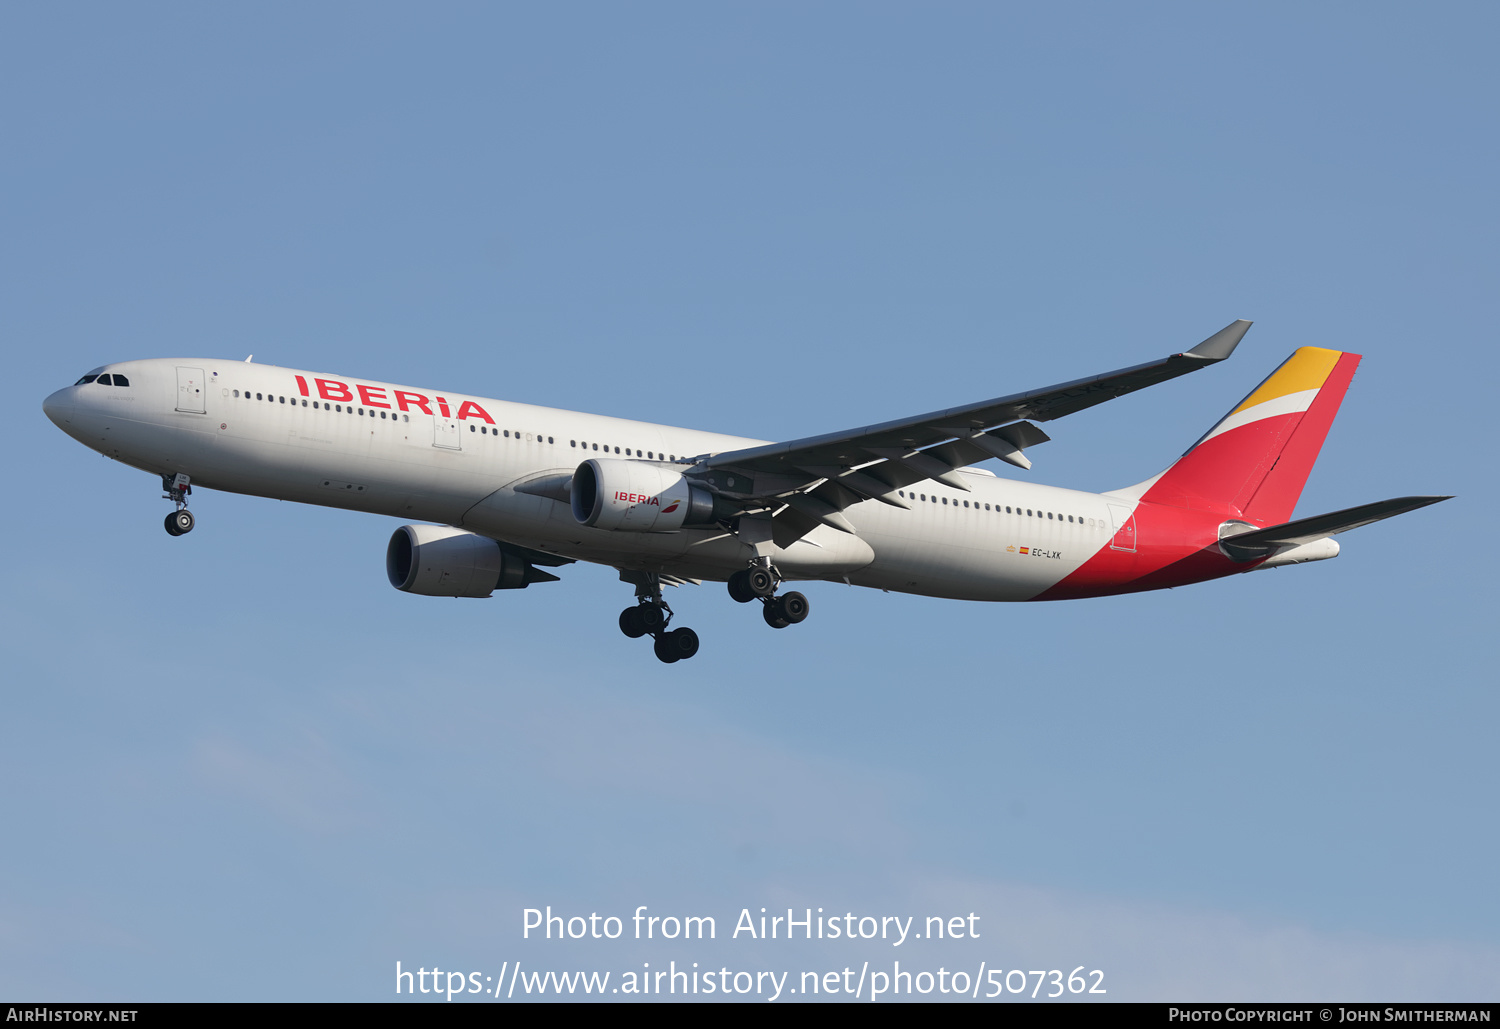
[1185,319,1253,362]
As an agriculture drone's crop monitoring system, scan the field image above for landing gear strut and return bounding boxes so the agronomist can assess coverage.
[162,473,195,536]
[727,561,810,630]
[618,571,700,664]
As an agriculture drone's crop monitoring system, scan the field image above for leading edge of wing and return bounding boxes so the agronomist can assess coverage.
[700,319,1252,472]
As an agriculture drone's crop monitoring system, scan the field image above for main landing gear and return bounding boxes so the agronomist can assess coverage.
[727,563,810,630]
[618,563,810,663]
[162,473,195,536]
[618,572,700,664]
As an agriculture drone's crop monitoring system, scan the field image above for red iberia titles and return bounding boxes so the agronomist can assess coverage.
[297,377,493,422]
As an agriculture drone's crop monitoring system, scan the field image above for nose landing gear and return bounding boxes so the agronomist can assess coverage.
[618,571,701,664]
[165,509,195,536]
[728,562,810,630]
[162,473,195,536]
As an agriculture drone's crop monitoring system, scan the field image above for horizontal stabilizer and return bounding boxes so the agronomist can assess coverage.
[1220,495,1451,560]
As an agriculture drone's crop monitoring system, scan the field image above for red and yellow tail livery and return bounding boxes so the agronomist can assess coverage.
[1142,346,1361,522]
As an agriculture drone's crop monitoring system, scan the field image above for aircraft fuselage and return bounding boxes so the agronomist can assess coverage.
[44,357,1241,603]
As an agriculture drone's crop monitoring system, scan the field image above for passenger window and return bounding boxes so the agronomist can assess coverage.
[593,443,599,450]
[233,390,240,397]
[470,424,476,432]
[547,437,554,444]
[256,393,263,400]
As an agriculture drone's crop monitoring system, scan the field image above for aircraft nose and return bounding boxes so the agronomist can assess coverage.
[42,387,72,427]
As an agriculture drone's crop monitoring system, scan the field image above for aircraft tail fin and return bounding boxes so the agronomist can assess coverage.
[1134,346,1362,522]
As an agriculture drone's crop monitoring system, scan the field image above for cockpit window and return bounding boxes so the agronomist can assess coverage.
[75,374,98,385]
[112,374,129,387]
[95,374,114,386]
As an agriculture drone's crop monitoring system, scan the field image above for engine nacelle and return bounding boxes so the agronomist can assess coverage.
[386,524,549,597]
[570,459,717,532]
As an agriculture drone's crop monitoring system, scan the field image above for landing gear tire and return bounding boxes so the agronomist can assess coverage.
[639,603,666,633]
[653,634,678,663]
[762,601,791,629]
[778,591,809,624]
[653,627,700,664]
[727,570,756,604]
[165,510,195,536]
[619,606,648,639]
[763,591,809,629]
[747,567,777,598]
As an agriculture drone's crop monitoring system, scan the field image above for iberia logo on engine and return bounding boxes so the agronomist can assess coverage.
[615,492,660,507]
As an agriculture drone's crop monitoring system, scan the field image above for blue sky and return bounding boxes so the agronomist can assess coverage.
[3,2,1496,1001]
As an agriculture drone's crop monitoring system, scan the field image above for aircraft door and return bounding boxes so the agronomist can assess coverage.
[175,367,206,414]
[1107,504,1138,553]
[433,416,462,450]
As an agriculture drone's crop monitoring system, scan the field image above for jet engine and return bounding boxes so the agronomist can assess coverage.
[570,459,718,532]
[386,524,558,597]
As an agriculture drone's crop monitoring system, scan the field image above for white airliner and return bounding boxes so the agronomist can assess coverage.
[43,321,1446,662]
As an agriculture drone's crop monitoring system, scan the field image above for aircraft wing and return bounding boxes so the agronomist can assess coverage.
[693,320,1251,543]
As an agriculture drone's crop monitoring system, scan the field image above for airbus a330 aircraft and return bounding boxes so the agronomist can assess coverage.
[43,320,1447,663]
